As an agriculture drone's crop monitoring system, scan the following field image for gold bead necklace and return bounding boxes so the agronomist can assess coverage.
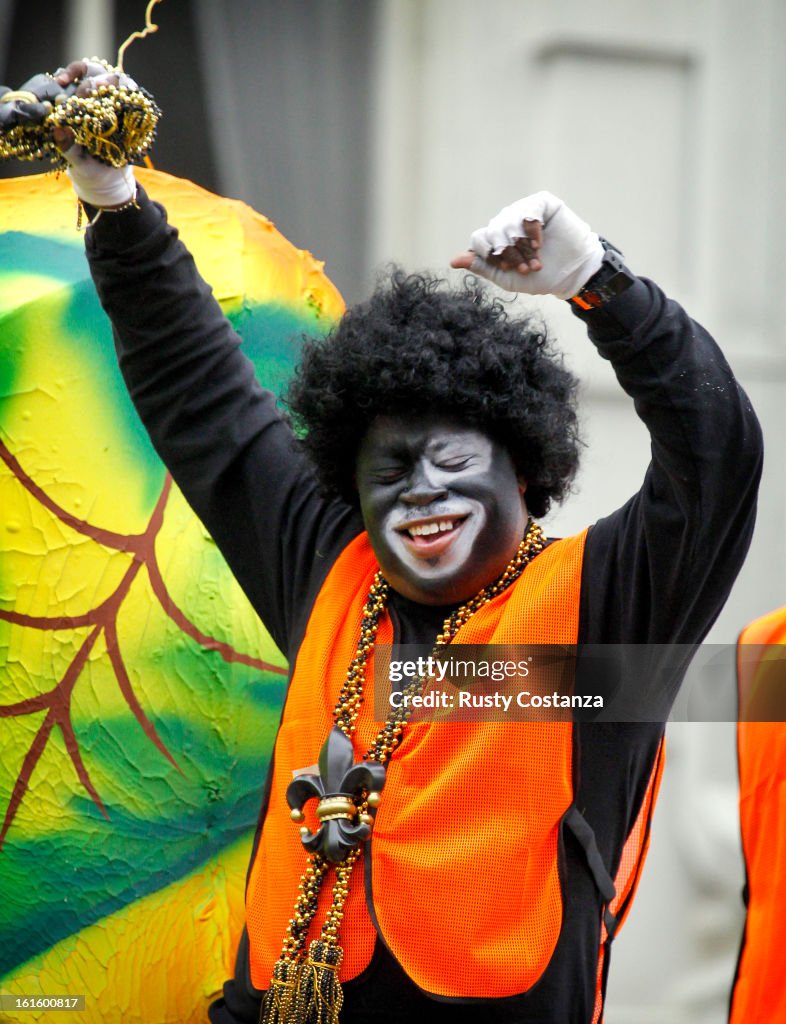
[261,518,546,1024]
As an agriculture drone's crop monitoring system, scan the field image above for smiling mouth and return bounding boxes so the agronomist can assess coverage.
[395,515,468,555]
[405,518,464,538]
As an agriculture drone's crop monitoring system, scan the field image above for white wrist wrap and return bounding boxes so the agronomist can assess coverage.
[64,145,137,208]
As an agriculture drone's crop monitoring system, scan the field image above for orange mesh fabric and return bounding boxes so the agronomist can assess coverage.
[247,530,586,996]
[246,543,386,987]
[590,737,665,1023]
[731,607,786,1024]
[608,738,665,929]
[370,531,586,997]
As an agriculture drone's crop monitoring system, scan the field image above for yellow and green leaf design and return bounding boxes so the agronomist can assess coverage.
[0,169,343,1022]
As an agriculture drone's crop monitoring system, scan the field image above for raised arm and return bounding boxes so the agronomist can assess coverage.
[42,62,362,655]
[453,191,763,647]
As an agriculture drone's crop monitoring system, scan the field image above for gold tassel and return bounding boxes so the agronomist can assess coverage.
[291,940,344,1024]
[259,957,302,1024]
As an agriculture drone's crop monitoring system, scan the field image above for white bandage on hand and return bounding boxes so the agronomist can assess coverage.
[467,191,605,299]
[63,144,137,209]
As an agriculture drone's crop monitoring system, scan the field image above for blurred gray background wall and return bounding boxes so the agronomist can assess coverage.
[2,2,784,1021]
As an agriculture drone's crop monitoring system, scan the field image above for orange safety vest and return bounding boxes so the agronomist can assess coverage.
[246,529,663,1006]
[730,606,786,1024]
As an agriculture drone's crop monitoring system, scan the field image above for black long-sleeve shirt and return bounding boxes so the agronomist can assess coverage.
[85,189,762,1023]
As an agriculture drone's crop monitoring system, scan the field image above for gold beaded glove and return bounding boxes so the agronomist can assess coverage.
[0,58,160,168]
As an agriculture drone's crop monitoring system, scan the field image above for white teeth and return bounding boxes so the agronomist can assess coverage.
[408,519,457,537]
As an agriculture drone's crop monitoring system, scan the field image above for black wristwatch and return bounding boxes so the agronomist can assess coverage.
[568,238,634,310]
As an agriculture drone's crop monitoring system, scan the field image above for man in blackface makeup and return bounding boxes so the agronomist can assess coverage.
[24,60,762,1024]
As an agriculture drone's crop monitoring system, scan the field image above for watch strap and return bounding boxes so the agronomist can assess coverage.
[569,238,634,310]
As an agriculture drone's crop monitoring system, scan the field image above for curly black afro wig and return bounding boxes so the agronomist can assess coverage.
[284,270,581,519]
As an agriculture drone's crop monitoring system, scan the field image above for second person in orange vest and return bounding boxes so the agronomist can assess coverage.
[731,606,786,1023]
